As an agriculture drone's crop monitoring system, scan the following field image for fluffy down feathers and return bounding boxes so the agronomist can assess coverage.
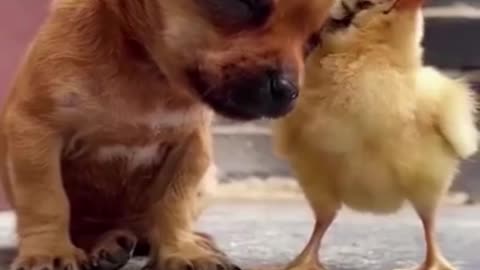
[417,67,478,159]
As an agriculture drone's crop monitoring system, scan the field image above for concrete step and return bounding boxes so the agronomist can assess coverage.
[426,0,479,7]
[213,124,289,179]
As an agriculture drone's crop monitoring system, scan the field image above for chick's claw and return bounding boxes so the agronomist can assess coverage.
[394,259,457,270]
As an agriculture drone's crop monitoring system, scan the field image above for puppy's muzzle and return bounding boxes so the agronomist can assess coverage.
[188,66,299,120]
[228,69,298,119]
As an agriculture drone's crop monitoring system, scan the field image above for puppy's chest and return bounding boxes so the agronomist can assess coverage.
[62,140,174,192]
[64,103,208,152]
[61,141,175,218]
[60,106,210,187]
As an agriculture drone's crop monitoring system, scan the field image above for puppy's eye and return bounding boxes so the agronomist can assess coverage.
[356,0,374,10]
[202,0,273,31]
[304,31,322,58]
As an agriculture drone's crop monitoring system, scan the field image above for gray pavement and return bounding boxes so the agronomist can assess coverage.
[0,201,479,270]
[194,201,480,270]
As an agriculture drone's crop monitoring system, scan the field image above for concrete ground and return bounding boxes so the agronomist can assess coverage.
[0,200,479,270]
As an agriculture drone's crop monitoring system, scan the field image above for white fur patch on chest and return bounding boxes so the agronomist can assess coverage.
[95,144,161,170]
[54,88,212,131]
[135,107,208,130]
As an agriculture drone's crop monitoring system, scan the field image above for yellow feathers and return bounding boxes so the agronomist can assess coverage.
[417,67,479,159]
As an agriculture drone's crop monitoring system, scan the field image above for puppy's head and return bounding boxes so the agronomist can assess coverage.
[152,0,334,120]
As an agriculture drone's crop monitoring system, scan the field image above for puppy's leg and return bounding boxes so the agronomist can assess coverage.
[146,132,237,270]
[192,163,218,221]
[5,116,86,270]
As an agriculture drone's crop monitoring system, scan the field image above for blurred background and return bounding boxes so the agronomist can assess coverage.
[0,0,480,210]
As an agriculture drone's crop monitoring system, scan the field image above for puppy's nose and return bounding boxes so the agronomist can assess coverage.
[230,70,299,118]
[269,71,299,106]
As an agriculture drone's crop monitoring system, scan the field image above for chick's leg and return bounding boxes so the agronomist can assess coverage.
[413,208,456,270]
[286,160,339,270]
[286,211,336,270]
[399,185,456,270]
[399,161,458,270]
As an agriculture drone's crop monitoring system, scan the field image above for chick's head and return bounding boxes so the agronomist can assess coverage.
[321,0,425,59]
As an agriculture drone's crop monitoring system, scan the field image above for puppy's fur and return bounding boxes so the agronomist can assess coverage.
[0,1,334,270]
[274,0,478,270]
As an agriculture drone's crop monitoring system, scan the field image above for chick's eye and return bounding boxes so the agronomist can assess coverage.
[203,0,273,30]
[304,31,322,58]
[356,0,374,10]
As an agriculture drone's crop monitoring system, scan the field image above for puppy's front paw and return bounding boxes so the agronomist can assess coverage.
[11,246,88,270]
[149,232,239,270]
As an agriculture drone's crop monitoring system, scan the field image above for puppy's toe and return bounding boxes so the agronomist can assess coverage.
[160,256,236,270]
[193,232,226,257]
[12,254,80,270]
[151,233,240,270]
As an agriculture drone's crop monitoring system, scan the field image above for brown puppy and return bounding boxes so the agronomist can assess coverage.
[0,0,334,270]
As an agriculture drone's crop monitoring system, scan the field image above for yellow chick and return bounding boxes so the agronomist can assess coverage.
[272,0,478,270]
